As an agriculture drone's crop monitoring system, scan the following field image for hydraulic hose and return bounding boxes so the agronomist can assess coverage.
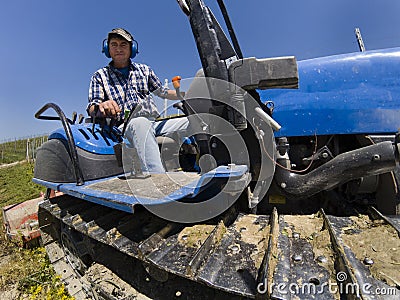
[275,141,398,199]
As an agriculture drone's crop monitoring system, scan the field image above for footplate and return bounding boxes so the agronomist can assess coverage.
[33,165,249,213]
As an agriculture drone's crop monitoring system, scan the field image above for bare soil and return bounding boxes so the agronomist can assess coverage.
[0,238,28,299]
[284,214,337,282]
[178,224,215,248]
[342,215,400,287]
[233,214,270,270]
[84,263,151,300]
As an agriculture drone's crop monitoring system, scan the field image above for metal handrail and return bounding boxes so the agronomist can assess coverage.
[35,103,85,186]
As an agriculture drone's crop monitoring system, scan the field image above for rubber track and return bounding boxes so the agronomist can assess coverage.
[38,195,400,299]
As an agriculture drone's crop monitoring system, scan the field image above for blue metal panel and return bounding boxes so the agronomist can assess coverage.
[259,47,400,137]
[32,165,248,214]
[49,123,124,155]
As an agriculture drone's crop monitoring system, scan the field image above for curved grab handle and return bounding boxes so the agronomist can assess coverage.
[35,103,75,124]
[35,103,84,186]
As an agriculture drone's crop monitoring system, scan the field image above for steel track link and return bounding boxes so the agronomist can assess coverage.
[38,194,400,300]
[38,195,246,299]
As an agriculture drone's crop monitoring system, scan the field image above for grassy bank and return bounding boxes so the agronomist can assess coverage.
[0,136,47,165]
[0,162,44,207]
[0,161,73,299]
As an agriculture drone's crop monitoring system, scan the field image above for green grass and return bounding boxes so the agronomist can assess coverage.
[0,136,47,165]
[0,139,27,164]
[0,162,45,207]
[0,136,47,207]
[0,161,73,299]
[0,247,74,300]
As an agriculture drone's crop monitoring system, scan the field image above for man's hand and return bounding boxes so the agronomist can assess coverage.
[90,100,121,118]
[164,89,185,100]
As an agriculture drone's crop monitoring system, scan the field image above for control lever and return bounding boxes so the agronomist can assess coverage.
[71,112,77,124]
[114,103,149,179]
[172,76,184,100]
[171,75,190,115]
[92,105,99,132]
[121,104,142,137]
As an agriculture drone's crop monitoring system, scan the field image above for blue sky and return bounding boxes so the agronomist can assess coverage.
[1,0,400,141]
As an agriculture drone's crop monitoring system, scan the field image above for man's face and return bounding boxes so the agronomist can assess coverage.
[109,37,131,65]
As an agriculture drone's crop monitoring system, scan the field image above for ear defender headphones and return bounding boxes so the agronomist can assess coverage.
[102,28,139,59]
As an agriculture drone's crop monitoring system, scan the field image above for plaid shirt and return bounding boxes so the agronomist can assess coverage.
[88,61,166,121]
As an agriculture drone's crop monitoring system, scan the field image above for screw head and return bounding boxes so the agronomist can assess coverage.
[372,154,381,161]
[228,244,240,254]
[293,254,302,262]
[316,255,327,263]
[363,257,374,265]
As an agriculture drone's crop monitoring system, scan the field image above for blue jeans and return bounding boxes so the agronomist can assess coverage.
[123,117,165,173]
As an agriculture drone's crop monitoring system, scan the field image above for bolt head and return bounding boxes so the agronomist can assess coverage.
[363,257,374,265]
[293,254,302,262]
[372,154,381,161]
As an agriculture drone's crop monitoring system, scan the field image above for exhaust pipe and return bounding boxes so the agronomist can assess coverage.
[275,141,399,198]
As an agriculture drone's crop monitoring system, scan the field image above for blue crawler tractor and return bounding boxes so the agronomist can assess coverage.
[34,0,400,299]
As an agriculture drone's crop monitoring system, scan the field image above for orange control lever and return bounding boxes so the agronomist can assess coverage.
[172,76,182,89]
